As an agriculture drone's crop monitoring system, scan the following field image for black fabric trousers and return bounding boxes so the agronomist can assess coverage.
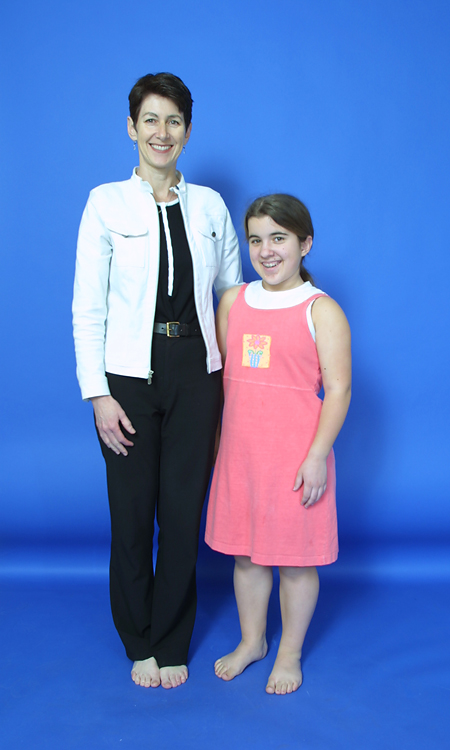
[98,335,221,667]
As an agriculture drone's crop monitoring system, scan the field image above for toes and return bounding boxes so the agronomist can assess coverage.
[160,667,187,689]
[214,660,226,677]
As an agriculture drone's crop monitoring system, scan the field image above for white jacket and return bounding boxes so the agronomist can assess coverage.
[73,170,242,400]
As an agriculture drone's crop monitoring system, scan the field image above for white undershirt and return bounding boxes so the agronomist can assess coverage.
[244,280,326,341]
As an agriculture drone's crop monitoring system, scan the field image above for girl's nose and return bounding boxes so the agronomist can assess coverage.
[261,241,275,256]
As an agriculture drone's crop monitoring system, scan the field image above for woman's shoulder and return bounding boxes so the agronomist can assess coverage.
[184,182,229,213]
[89,176,135,202]
[85,176,148,233]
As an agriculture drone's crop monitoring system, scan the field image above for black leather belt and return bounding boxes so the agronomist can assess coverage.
[153,321,202,337]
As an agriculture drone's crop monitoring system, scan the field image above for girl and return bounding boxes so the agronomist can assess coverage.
[205,194,351,695]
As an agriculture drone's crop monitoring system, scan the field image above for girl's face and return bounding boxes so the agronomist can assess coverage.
[247,215,312,292]
[127,94,191,180]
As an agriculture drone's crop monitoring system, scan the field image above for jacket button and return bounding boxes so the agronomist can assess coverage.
[211,231,216,238]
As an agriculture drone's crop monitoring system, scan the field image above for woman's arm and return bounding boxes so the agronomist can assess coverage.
[214,208,243,300]
[72,197,113,400]
[91,395,136,456]
[293,296,352,508]
[73,196,135,454]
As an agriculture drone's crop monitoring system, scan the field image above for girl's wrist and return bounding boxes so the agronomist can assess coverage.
[307,447,329,462]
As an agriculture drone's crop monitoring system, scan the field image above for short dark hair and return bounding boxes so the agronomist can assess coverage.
[128,73,193,129]
[245,194,315,284]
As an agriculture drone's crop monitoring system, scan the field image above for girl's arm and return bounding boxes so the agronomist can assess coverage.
[213,285,241,458]
[215,285,241,362]
[293,296,352,508]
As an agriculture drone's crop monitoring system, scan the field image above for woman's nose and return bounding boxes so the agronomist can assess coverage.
[157,123,168,139]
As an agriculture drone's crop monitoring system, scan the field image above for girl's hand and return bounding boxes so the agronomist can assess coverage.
[293,454,328,508]
[91,395,136,456]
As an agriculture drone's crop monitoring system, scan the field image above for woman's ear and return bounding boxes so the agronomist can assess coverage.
[127,116,137,142]
[301,236,313,257]
[184,122,192,146]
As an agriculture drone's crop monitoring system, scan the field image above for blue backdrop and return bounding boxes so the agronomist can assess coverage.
[1,0,449,547]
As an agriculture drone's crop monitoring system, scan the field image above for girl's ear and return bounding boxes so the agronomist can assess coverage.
[301,236,313,257]
[127,116,137,142]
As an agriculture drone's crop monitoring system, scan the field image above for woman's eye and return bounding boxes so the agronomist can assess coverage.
[169,120,181,126]
[145,118,156,124]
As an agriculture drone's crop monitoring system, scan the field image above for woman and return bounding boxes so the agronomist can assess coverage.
[73,73,242,689]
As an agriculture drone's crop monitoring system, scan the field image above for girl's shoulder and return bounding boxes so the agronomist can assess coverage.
[311,294,350,332]
[218,284,245,315]
[245,280,325,311]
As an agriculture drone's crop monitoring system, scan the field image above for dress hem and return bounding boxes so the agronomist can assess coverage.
[205,535,338,567]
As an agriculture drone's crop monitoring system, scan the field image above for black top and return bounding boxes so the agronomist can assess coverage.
[155,201,199,326]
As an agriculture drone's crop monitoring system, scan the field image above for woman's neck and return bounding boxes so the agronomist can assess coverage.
[136,164,179,202]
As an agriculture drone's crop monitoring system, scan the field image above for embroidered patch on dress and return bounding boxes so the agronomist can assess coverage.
[242,334,272,368]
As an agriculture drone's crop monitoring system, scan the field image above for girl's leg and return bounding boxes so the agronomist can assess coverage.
[215,556,272,681]
[266,566,319,695]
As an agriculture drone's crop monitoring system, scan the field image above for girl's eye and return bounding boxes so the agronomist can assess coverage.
[274,236,284,242]
[250,239,261,245]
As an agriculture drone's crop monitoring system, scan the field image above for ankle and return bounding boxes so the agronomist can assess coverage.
[240,634,267,651]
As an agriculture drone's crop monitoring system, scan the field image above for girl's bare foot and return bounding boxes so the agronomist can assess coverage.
[160,665,188,689]
[131,656,160,688]
[214,639,268,681]
[265,651,302,695]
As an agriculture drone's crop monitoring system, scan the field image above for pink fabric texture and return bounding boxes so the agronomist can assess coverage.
[205,285,338,567]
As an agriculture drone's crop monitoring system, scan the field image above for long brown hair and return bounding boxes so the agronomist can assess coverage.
[245,194,315,284]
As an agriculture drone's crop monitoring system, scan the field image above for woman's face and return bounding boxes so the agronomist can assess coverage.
[127,94,191,179]
[247,215,312,292]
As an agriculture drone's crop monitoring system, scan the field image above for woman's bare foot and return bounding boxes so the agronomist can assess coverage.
[160,665,188,689]
[214,639,268,681]
[131,656,160,688]
[265,651,302,694]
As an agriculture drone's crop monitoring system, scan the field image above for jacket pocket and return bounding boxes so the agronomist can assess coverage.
[106,220,148,267]
[194,216,224,267]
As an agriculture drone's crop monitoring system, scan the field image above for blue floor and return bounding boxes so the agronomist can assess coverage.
[1,543,449,750]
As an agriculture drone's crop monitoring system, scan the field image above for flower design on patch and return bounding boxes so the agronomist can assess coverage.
[247,334,269,350]
[242,334,272,368]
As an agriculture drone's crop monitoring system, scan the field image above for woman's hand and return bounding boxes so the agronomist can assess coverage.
[293,453,328,508]
[91,395,136,456]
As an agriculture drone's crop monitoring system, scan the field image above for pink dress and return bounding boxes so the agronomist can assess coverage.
[205,284,338,567]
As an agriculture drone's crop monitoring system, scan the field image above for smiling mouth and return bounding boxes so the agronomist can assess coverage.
[262,260,281,269]
[150,144,172,152]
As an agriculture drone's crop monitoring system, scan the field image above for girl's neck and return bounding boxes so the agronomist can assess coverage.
[261,278,305,293]
[136,164,179,203]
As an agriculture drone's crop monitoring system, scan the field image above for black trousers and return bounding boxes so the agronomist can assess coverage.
[99,335,221,667]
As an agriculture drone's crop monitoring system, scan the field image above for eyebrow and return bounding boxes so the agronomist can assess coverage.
[141,111,182,119]
[248,231,288,239]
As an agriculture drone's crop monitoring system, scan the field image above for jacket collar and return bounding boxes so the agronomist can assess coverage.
[131,168,186,195]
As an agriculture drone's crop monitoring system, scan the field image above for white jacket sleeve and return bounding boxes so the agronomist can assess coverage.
[72,197,113,400]
[213,206,243,299]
